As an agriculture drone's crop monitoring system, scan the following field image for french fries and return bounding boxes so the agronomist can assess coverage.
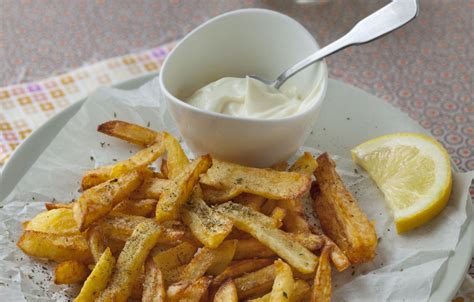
[112,198,157,217]
[98,220,164,301]
[17,121,378,301]
[167,276,211,302]
[206,240,237,275]
[54,260,90,285]
[200,159,311,202]
[155,155,212,222]
[311,245,332,302]
[182,192,233,248]
[214,279,238,302]
[218,202,318,274]
[74,170,143,231]
[143,259,166,302]
[313,153,377,264]
[75,248,115,302]
[17,231,93,263]
[270,259,295,302]
[234,264,275,299]
[212,259,274,288]
[98,120,161,146]
[81,141,164,189]
[163,132,190,179]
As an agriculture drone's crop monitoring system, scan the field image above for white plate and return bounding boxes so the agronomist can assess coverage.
[0,74,471,301]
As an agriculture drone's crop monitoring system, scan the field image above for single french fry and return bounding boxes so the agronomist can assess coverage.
[45,202,72,210]
[98,213,184,243]
[97,120,161,147]
[323,237,351,272]
[167,276,210,302]
[261,200,277,216]
[283,210,312,234]
[234,264,276,299]
[289,152,318,176]
[234,238,275,260]
[81,141,164,189]
[270,207,287,228]
[160,158,169,178]
[270,259,295,302]
[234,193,266,211]
[74,170,143,231]
[214,279,238,302]
[25,208,79,234]
[218,202,318,274]
[180,240,236,281]
[143,259,166,302]
[17,231,92,263]
[54,260,90,285]
[112,198,157,217]
[311,245,332,302]
[313,153,377,264]
[182,194,233,248]
[155,155,212,222]
[200,159,311,202]
[98,220,164,301]
[202,186,241,204]
[164,132,190,179]
[153,242,198,283]
[74,248,115,302]
[212,259,274,288]
[206,240,237,275]
[87,227,106,263]
[132,177,172,199]
[249,279,310,302]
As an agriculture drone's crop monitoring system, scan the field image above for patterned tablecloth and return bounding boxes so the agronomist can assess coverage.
[0,0,472,299]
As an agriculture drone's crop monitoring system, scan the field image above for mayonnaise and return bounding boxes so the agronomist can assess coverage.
[185,77,315,119]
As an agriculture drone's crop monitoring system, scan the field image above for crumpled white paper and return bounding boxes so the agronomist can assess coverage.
[0,76,472,301]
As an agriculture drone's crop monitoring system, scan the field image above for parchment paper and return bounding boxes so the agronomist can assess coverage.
[0,76,472,301]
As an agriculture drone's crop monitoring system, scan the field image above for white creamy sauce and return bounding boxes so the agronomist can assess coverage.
[186,77,315,119]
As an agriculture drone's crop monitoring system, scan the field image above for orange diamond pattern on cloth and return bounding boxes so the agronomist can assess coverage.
[0,40,177,166]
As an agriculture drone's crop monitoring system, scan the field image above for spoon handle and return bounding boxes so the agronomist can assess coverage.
[274,0,418,89]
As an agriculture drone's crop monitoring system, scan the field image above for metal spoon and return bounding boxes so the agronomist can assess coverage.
[250,0,418,89]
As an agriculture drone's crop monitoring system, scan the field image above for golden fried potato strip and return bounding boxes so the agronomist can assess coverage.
[234,193,266,211]
[44,202,72,210]
[97,120,161,147]
[81,141,164,190]
[212,259,274,288]
[289,152,318,175]
[74,247,115,302]
[214,279,238,302]
[152,242,198,283]
[54,260,90,285]
[112,198,157,217]
[98,220,164,301]
[200,159,311,202]
[234,264,275,299]
[163,132,190,179]
[26,208,79,234]
[143,259,166,302]
[155,155,212,222]
[311,245,332,302]
[182,194,233,248]
[17,231,92,263]
[206,240,237,275]
[167,276,211,302]
[270,259,295,302]
[218,202,318,274]
[132,177,172,199]
[249,279,310,302]
[74,170,143,231]
[313,153,377,264]
[87,227,106,263]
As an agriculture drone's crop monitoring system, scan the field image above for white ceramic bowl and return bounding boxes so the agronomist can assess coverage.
[160,8,328,167]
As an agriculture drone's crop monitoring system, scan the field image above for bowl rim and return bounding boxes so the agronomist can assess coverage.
[159,8,329,123]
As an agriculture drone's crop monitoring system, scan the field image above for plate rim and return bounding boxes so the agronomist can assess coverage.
[0,75,471,301]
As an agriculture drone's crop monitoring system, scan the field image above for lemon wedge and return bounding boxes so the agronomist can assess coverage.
[351,133,452,233]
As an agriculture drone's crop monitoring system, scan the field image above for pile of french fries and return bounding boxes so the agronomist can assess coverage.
[17,120,378,301]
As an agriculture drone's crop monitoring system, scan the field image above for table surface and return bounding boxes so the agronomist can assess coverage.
[0,0,473,295]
